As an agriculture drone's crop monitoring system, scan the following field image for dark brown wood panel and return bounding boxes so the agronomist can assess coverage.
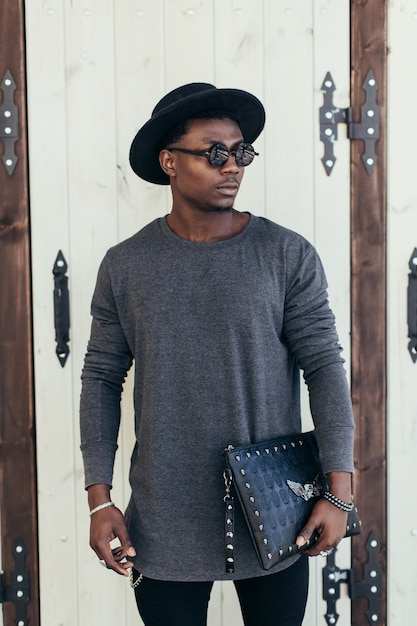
[0,0,40,624]
[350,1,387,624]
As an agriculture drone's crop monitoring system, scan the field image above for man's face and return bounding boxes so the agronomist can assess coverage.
[162,117,245,213]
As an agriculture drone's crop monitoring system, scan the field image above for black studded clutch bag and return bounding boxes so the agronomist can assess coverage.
[223,431,361,572]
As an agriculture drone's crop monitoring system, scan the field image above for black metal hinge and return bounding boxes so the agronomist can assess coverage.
[0,70,19,175]
[319,70,380,176]
[0,540,30,625]
[53,250,70,367]
[322,532,382,625]
[407,248,417,362]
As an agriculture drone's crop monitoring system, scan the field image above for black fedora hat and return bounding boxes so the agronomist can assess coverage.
[129,82,265,185]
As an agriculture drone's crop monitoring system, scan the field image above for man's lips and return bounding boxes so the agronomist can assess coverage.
[216,179,240,194]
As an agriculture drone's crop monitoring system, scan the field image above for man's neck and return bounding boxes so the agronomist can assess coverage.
[166,207,249,242]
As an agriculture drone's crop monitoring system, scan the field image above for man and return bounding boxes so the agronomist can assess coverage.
[80,83,355,626]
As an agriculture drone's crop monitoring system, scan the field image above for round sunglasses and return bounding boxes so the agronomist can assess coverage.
[166,142,259,168]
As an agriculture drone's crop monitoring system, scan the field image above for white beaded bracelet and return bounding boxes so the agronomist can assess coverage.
[89,501,115,516]
[323,491,354,512]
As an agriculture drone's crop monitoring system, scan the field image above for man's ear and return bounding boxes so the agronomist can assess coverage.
[159,149,177,179]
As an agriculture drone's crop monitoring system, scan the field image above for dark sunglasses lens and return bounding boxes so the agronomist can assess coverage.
[235,143,256,166]
[207,143,257,167]
[208,144,229,167]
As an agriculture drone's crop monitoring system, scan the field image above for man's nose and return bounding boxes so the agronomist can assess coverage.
[219,153,240,172]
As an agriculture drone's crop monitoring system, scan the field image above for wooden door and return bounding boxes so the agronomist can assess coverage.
[25,1,352,624]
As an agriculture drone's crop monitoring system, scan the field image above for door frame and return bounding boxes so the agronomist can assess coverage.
[0,1,40,624]
[350,2,387,624]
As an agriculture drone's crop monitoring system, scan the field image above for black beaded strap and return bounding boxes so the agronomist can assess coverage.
[323,491,354,512]
[223,469,235,573]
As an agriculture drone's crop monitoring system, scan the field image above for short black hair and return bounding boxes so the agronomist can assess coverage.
[158,109,242,150]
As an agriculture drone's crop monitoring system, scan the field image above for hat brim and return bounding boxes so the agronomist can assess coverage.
[129,88,265,185]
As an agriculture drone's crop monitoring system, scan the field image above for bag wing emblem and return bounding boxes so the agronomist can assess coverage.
[286,475,323,501]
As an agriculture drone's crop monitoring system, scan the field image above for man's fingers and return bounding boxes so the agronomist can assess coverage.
[120,538,136,558]
[89,506,136,576]
[295,500,349,557]
[111,546,125,562]
[96,543,134,575]
[111,543,136,562]
[98,548,133,576]
[296,526,314,547]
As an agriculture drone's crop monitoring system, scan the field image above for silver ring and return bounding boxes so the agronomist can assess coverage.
[319,549,333,557]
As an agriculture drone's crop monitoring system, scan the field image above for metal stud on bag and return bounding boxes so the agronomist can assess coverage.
[223,469,235,573]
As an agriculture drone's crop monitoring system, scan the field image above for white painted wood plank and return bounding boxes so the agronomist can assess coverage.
[220,581,244,625]
[387,3,417,623]
[206,581,223,624]
[25,2,79,624]
[264,0,315,239]
[59,2,131,623]
[263,1,313,451]
[164,0,215,87]
[313,0,351,356]
[114,0,169,244]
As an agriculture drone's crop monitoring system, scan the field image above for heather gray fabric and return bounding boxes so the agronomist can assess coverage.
[80,214,354,581]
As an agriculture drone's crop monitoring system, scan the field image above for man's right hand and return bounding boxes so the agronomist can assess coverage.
[88,484,136,576]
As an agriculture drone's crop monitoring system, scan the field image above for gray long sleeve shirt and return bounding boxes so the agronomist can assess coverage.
[80,214,354,581]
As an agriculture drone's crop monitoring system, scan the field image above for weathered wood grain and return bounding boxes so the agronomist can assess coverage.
[0,1,39,624]
[350,1,387,624]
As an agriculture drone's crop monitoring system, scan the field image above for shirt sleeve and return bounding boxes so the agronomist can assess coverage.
[283,245,355,474]
[80,254,133,489]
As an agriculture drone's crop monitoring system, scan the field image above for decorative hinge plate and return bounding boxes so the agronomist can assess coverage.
[0,540,30,625]
[322,531,382,625]
[319,70,380,176]
[53,250,71,367]
[0,70,19,175]
[407,248,417,362]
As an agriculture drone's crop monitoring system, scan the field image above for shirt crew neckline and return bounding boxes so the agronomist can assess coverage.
[158,212,254,248]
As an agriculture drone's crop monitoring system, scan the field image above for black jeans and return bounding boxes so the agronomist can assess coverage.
[133,556,309,626]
